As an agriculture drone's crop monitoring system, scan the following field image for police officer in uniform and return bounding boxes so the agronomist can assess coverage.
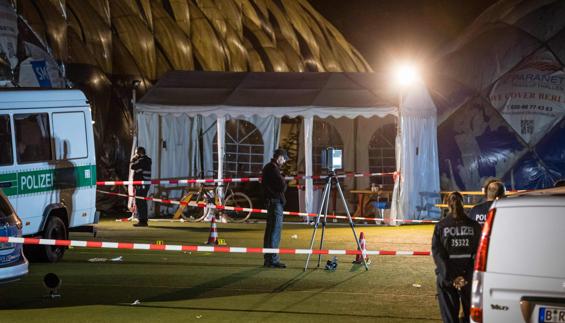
[262,149,289,268]
[467,179,505,226]
[130,147,152,227]
[432,192,481,323]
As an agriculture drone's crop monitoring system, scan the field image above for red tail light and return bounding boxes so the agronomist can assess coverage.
[471,208,496,323]
[470,306,483,323]
[474,208,496,272]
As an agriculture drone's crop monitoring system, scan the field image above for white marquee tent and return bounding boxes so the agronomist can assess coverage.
[135,71,440,220]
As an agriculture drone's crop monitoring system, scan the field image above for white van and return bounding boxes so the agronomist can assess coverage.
[0,89,98,262]
[470,187,565,323]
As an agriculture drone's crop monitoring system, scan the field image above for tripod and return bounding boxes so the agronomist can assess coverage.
[304,171,369,271]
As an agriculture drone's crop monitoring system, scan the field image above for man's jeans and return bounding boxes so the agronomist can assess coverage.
[135,185,149,223]
[263,199,284,265]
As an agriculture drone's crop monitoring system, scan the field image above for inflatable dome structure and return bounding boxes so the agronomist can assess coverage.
[0,0,370,187]
[432,0,565,190]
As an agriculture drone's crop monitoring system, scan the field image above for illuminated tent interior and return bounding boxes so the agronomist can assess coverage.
[136,71,441,220]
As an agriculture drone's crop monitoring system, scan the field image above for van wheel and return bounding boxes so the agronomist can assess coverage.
[38,216,68,263]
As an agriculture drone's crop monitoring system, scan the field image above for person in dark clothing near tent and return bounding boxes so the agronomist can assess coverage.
[262,149,289,268]
[432,191,481,323]
[467,178,505,226]
[130,147,152,227]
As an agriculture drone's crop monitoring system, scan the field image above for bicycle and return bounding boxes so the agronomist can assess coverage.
[173,171,253,222]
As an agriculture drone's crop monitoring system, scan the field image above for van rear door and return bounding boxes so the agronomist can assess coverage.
[482,198,565,323]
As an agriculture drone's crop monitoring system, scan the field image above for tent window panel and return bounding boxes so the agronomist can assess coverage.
[214,119,264,177]
[313,120,343,175]
[368,123,396,188]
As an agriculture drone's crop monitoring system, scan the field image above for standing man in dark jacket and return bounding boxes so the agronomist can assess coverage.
[130,147,152,227]
[262,148,289,268]
[467,178,505,226]
[432,192,481,323]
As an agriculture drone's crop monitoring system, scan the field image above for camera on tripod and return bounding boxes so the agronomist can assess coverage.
[320,147,343,172]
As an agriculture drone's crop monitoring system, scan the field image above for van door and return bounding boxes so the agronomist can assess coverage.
[13,112,53,235]
[0,114,16,210]
[52,111,92,227]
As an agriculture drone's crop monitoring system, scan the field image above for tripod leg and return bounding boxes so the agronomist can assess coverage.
[304,179,332,271]
[317,178,332,267]
[335,180,369,271]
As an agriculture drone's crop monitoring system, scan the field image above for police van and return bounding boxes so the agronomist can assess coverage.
[0,89,98,262]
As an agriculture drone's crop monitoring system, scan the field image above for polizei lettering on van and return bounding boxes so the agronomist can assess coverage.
[0,165,96,196]
[20,172,53,192]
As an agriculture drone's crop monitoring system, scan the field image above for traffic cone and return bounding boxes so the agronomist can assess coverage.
[206,217,219,245]
[353,232,369,264]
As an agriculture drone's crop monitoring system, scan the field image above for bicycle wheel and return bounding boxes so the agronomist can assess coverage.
[180,191,210,222]
[223,192,253,222]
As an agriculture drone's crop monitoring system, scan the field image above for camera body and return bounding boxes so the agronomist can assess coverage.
[320,147,343,172]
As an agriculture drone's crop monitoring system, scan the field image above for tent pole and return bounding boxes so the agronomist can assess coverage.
[216,116,226,217]
[304,116,314,223]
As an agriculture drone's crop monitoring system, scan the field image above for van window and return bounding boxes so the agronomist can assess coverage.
[52,112,88,159]
[0,115,13,165]
[14,113,52,163]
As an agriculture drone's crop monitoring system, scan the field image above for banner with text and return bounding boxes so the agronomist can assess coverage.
[489,50,565,145]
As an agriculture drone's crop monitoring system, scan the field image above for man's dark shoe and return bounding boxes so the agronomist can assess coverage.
[269,262,286,268]
[133,222,148,227]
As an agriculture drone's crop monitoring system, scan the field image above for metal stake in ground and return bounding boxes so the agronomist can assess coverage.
[304,171,369,271]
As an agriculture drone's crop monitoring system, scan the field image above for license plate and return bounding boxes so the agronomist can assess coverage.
[540,307,565,323]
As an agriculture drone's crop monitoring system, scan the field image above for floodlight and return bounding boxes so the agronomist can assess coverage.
[393,63,421,87]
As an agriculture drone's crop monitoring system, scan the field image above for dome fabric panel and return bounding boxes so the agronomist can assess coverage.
[435,0,565,190]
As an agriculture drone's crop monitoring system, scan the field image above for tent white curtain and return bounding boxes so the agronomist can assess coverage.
[394,83,441,220]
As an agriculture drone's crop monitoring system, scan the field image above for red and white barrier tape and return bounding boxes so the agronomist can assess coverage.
[0,236,431,256]
[96,171,397,186]
[97,190,438,224]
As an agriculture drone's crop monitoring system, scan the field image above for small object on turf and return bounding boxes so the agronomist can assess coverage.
[131,299,141,305]
[291,234,298,239]
[88,258,107,262]
[325,256,338,271]
[111,256,123,262]
[412,283,422,288]
[43,273,62,298]
[217,238,227,246]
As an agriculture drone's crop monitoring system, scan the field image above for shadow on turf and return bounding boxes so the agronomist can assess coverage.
[119,303,441,320]
[147,225,263,233]
[113,269,440,321]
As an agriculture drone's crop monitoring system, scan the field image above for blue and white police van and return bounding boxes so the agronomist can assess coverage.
[0,89,98,263]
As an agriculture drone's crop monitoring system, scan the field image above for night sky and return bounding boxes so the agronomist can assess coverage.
[310,0,496,71]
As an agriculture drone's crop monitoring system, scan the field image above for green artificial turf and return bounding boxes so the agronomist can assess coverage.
[0,219,440,322]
